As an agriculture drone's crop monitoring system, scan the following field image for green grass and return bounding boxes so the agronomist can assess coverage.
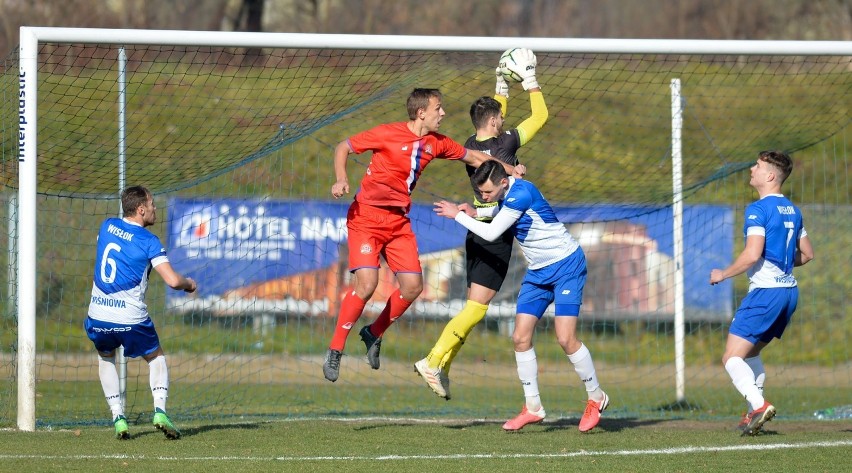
[22,379,852,424]
[1,308,850,427]
[3,309,848,369]
[0,417,849,472]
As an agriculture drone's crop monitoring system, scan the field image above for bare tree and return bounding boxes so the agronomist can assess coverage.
[119,0,230,30]
[233,0,266,64]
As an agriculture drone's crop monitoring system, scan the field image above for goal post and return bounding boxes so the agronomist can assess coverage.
[12,27,852,431]
[670,78,685,404]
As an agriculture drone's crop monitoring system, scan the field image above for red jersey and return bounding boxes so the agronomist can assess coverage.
[347,122,467,209]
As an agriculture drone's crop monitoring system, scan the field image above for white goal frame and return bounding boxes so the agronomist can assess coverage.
[17,26,852,431]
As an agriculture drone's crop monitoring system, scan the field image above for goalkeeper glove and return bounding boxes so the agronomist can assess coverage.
[495,67,509,98]
[506,48,539,91]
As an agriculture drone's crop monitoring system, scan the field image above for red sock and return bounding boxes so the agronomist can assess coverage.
[369,289,413,336]
[329,291,367,351]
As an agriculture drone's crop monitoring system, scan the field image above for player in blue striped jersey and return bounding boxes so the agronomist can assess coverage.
[434,160,609,433]
[85,186,197,439]
[710,150,814,436]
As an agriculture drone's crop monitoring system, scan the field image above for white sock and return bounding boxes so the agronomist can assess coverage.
[567,343,604,401]
[98,355,123,419]
[744,355,766,412]
[515,348,543,413]
[725,356,765,410]
[148,355,169,412]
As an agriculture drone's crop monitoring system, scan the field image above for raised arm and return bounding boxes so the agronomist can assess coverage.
[515,90,548,146]
[501,48,548,146]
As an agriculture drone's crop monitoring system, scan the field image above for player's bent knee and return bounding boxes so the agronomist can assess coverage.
[399,286,423,300]
[397,279,423,300]
[352,281,379,300]
[354,287,377,300]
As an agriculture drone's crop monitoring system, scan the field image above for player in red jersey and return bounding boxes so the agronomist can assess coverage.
[323,88,523,382]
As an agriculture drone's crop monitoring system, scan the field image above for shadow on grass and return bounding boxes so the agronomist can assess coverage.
[349,415,676,433]
[751,428,781,437]
[543,417,670,433]
[440,417,671,433]
[657,399,703,412]
[127,421,262,439]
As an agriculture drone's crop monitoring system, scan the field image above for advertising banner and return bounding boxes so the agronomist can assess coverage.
[167,199,732,321]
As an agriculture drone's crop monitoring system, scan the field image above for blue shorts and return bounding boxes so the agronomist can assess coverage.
[729,287,799,344]
[84,317,161,358]
[516,249,587,318]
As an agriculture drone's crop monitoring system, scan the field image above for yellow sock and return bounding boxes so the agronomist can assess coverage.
[441,338,463,373]
[426,300,488,370]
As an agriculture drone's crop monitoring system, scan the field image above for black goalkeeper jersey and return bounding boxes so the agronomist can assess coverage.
[464,129,522,177]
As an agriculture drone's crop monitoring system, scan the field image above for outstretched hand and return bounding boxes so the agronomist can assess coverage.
[434,200,462,219]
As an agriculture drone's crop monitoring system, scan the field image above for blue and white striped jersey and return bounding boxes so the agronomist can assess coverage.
[88,218,169,324]
[456,177,578,269]
[743,194,807,291]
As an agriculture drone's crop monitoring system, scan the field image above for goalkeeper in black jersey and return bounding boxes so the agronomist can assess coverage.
[415,48,548,400]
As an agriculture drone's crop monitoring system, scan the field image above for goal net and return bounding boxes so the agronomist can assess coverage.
[2,28,850,429]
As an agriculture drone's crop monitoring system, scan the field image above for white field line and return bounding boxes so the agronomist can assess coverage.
[0,440,850,462]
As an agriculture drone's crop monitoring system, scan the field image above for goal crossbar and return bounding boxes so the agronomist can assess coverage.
[20,27,852,54]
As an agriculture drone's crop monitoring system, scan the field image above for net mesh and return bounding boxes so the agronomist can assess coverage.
[1,42,849,427]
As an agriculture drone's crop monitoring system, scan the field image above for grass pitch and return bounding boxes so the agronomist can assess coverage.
[1,416,849,473]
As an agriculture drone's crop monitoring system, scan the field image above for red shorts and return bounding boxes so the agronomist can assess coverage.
[346,201,422,274]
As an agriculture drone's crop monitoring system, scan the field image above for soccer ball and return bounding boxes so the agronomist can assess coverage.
[498,48,525,83]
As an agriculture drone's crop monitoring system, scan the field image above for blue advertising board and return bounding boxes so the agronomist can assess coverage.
[167,198,466,296]
[167,199,732,320]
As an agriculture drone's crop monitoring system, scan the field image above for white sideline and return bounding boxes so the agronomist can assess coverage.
[0,440,849,462]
